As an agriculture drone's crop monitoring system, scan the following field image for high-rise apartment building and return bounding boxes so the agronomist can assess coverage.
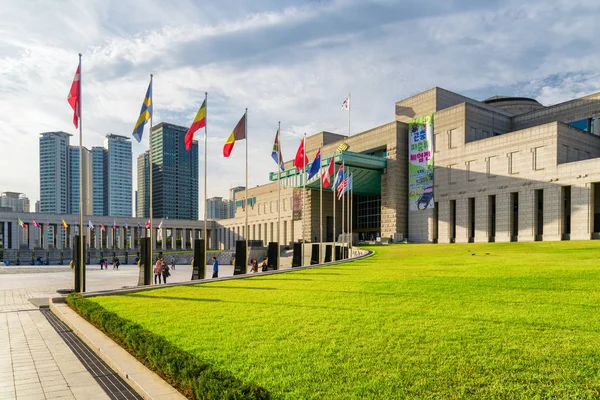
[136,151,150,218]
[91,146,106,216]
[0,192,30,212]
[39,132,71,214]
[229,186,245,218]
[206,197,231,219]
[105,134,132,217]
[68,146,93,215]
[149,123,198,220]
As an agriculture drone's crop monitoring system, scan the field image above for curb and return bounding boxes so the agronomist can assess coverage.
[49,298,186,400]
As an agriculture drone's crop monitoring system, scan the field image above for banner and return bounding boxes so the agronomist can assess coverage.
[409,113,434,211]
[292,188,303,220]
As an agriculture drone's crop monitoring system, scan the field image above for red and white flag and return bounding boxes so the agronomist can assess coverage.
[32,218,42,229]
[322,155,335,188]
[341,96,350,111]
[100,223,106,232]
[294,137,309,171]
[145,220,151,229]
[67,62,81,129]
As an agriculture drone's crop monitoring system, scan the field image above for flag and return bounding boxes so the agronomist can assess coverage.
[333,162,345,190]
[271,128,284,171]
[17,217,26,229]
[132,81,153,143]
[341,96,350,111]
[137,222,141,231]
[88,220,94,230]
[112,220,116,230]
[67,63,81,129]
[337,172,349,199]
[32,218,41,229]
[125,220,129,230]
[294,138,309,171]
[307,148,321,181]
[322,156,335,188]
[145,220,150,229]
[100,223,106,232]
[348,174,353,191]
[158,220,163,229]
[223,112,246,157]
[61,219,68,229]
[185,98,206,151]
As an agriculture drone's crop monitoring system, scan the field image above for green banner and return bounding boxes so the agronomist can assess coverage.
[408,113,434,211]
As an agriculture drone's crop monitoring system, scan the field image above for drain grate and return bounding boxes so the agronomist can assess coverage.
[41,307,144,400]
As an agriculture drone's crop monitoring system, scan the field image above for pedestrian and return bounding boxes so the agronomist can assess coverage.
[154,258,162,284]
[162,260,170,284]
[261,258,268,272]
[171,256,176,270]
[104,259,108,269]
[250,258,258,273]
[212,256,219,278]
[113,257,117,269]
[99,258,103,270]
[115,258,120,270]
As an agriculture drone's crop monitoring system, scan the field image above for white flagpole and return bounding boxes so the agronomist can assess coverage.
[149,74,154,265]
[348,92,351,137]
[277,121,281,270]
[245,108,249,271]
[77,53,84,291]
[319,144,323,263]
[203,92,208,267]
[333,157,336,262]
[341,172,345,249]
[302,133,306,266]
[350,174,353,251]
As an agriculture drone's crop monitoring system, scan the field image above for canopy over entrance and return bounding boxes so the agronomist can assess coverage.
[269,151,387,196]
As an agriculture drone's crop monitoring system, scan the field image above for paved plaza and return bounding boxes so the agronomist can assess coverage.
[0,263,238,400]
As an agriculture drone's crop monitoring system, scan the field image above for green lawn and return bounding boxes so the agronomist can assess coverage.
[89,242,600,399]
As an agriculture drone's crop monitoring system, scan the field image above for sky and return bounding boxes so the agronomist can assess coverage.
[1,0,600,217]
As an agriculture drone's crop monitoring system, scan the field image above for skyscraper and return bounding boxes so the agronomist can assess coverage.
[0,192,30,212]
[91,146,106,216]
[150,123,198,220]
[207,197,230,219]
[136,151,150,218]
[105,134,132,217]
[68,146,92,215]
[39,132,71,214]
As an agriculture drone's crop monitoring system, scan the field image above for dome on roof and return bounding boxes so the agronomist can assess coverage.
[482,96,545,115]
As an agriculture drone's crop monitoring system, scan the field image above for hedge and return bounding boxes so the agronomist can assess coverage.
[66,294,270,400]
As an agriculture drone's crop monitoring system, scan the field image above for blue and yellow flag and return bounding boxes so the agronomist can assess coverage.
[132,81,152,143]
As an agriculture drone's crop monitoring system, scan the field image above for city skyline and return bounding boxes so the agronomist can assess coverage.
[2,1,600,218]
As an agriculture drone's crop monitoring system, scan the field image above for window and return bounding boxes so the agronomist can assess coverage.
[448,164,457,184]
[508,151,519,174]
[466,160,476,181]
[469,127,477,141]
[448,129,457,149]
[533,146,544,170]
[486,156,498,178]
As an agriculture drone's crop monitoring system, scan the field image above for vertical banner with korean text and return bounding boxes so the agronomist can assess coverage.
[408,113,434,211]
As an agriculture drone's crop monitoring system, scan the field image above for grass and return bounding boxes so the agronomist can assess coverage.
[87,241,600,399]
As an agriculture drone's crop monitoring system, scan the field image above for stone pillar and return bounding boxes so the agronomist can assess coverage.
[41,223,47,249]
[108,228,114,250]
[437,200,450,243]
[474,194,489,243]
[543,185,561,241]
[28,224,35,249]
[518,189,535,241]
[494,192,511,243]
[93,228,99,249]
[455,198,469,244]
[161,227,167,250]
[57,225,63,249]
[570,182,591,240]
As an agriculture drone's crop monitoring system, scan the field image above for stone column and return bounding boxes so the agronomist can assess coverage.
[543,185,561,241]
[437,200,450,243]
[494,192,511,243]
[28,224,35,249]
[570,182,591,240]
[474,194,490,243]
[161,227,167,250]
[57,225,63,250]
[455,198,469,244]
[41,223,47,249]
[518,189,535,241]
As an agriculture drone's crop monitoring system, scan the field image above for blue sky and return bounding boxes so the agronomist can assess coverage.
[1,0,600,216]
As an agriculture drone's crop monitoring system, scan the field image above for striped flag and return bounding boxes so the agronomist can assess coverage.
[67,61,81,129]
[271,128,284,171]
[132,81,153,143]
[17,217,26,229]
[185,98,206,151]
[32,218,42,229]
[223,112,246,157]
[61,219,68,229]
[322,156,335,188]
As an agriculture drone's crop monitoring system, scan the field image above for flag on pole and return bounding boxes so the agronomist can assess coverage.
[333,162,345,190]
[17,217,26,229]
[337,172,349,199]
[307,148,321,180]
[88,220,94,230]
[185,98,206,150]
[145,221,150,229]
[125,220,128,230]
[271,128,284,171]
[100,223,106,232]
[322,156,335,188]
[32,218,41,229]
[62,219,68,229]
[158,220,163,229]
[223,112,247,157]
[112,220,116,230]
[132,81,153,143]
[67,63,81,129]
[341,96,350,111]
[294,138,309,171]
[347,174,353,191]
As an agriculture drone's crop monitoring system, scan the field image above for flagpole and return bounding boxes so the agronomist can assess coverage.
[277,121,281,270]
[245,108,249,271]
[149,74,153,266]
[348,92,351,137]
[78,53,84,292]
[333,156,336,262]
[350,174,353,251]
[319,144,323,263]
[203,92,208,267]
[302,133,306,266]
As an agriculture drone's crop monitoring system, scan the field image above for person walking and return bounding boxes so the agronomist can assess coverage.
[99,258,104,270]
[212,256,219,278]
[162,259,170,284]
[115,257,120,270]
[104,259,108,270]
[154,258,162,284]
[171,256,176,270]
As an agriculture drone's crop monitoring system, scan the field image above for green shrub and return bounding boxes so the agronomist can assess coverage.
[66,294,270,400]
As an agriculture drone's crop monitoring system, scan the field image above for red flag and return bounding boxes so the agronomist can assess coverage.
[145,220,151,228]
[294,137,309,171]
[67,63,81,129]
[322,156,335,188]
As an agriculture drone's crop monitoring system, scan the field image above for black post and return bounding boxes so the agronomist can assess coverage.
[310,244,320,265]
[138,237,152,286]
[73,235,86,293]
[234,240,247,275]
[267,242,279,270]
[292,242,302,267]
[192,239,205,280]
[324,244,332,263]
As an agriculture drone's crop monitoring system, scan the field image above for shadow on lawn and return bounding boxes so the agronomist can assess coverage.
[127,293,223,302]
[191,285,278,290]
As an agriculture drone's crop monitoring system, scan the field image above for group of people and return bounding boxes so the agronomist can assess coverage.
[154,257,174,284]
[98,257,120,270]
[250,258,268,273]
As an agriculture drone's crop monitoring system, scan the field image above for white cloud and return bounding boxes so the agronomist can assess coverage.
[1,0,600,216]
